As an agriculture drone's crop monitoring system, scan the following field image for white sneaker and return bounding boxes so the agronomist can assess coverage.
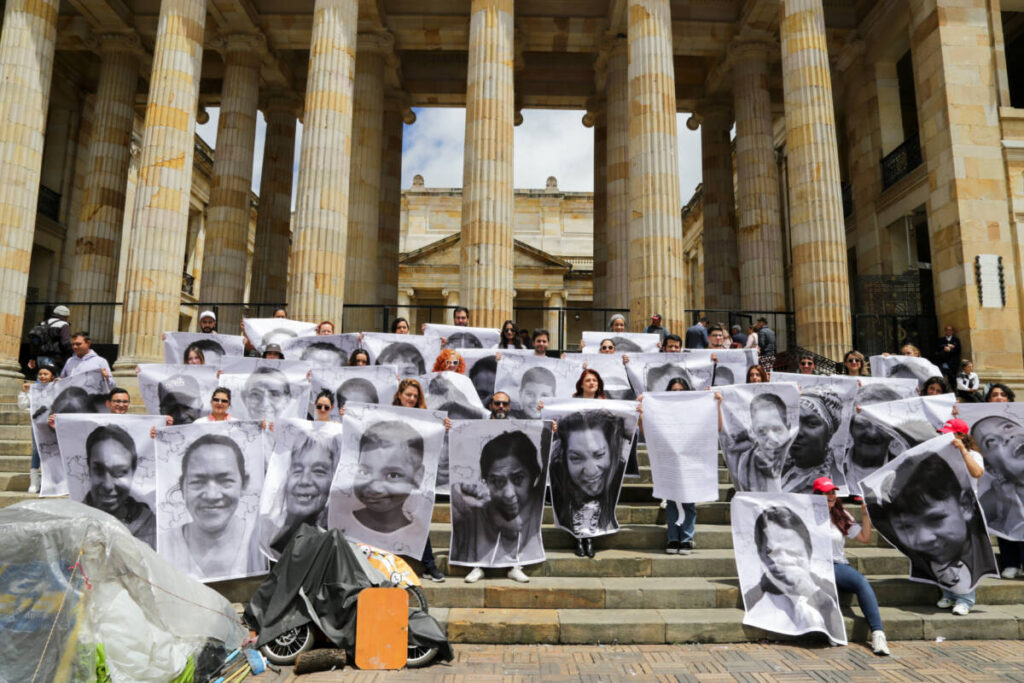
[870,630,890,656]
[952,602,970,616]
[507,566,529,583]
[27,468,40,495]
[936,597,954,609]
[1001,567,1020,579]
[464,567,484,583]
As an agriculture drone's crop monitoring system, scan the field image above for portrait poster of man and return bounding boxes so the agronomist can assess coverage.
[956,403,1024,540]
[718,383,800,493]
[770,372,859,491]
[259,418,344,559]
[541,398,639,538]
[162,332,244,365]
[328,403,446,557]
[494,354,583,419]
[416,371,489,419]
[242,317,317,352]
[869,354,944,389]
[154,420,268,582]
[447,420,552,568]
[640,392,720,503]
[459,349,500,403]
[309,365,400,422]
[856,376,920,399]
[622,352,706,395]
[423,323,500,350]
[55,414,165,548]
[580,331,661,354]
[685,349,759,388]
[360,332,442,378]
[859,434,998,592]
[138,364,221,425]
[281,333,361,368]
[731,492,846,644]
[579,354,634,400]
[31,368,111,497]
[217,357,312,423]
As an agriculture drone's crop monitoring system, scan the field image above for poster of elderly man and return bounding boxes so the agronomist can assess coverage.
[360,332,442,379]
[958,404,1024,540]
[870,354,944,389]
[731,492,846,644]
[495,354,582,419]
[217,357,312,423]
[259,418,344,558]
[859,434,998,592]
[448,420,552,567]
[31,368,111,497]
[162,332,244,365]
[580,331,661,354]
[308,366,400,422]
[242,317,317,353]
[56,414,166,548]
[417,371,490,419]
[281,333,361,368]
[541,398,639,538]
[154,420,267,582]
[138,364,221,425]
[718,383,801,493]
[328,403,446,557]
[424,323,500,350]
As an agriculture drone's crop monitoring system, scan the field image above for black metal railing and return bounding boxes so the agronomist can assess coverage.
[880,132,922,190]
[852,312,939,360]
[37,185,61,221]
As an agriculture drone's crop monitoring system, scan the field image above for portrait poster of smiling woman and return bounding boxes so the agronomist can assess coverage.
[154,420,267,582]
[541,398,639,538]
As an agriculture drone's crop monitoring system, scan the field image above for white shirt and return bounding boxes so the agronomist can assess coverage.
[60,349,115,389]
[963,449,984,493]
[829,509,862,565]
[193,414,237,423]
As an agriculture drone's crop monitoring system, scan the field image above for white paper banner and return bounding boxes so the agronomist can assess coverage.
[870,354,944,388]
[360,332,442,378]
[580,331,661,354]
[280,333,362,368]
[460,349,500,403]
[137,364,221,425]
[494,354,584,419]
[641,392,720,503]
[622,352,709,395]
[415,371,489,419]
[243,317,317,352]
[581,354,635,400]
[163,332,245,365]
[308,365,400,422]
[423,323,500,350]
[718,383,800,493]
[217,357,312,423]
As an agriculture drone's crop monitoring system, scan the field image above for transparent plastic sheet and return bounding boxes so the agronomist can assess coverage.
[0,500,246,683]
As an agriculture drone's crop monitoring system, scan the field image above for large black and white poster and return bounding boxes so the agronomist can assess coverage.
[259,418,344,558]
[423,323,500,350]
[360,332,442,378]
[55,414,165,548]
[718,383,800,493]
[870,354,944,388]
[623,352,712,394]
[328,403,446,557]
[154,420,268,582]
[688,349,759,388]
[280,333,361,368]
[860,434,998,592]
[163,332,245,365]
[856,376,921,399]
[580,331,661,354]
[460,349,500,403]
[217,357,312,423]
[732,492,846,644]
[541,398,639,538]
[242,317,317,352]
[640,392,720,503]
[581,354,634,400]
[309,366,400,422]
[494,354,583,419]
[448,420,552,568]
[958,403,1024,541]
[137,364,221,425]
[842,380,926,495]
[31,369,111,497]
[416,371,489,419]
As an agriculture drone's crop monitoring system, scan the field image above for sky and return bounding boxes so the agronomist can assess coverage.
[195,107,704,206]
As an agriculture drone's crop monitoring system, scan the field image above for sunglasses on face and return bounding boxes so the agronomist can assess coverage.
[491,400,510,407]
[600,345,614,351]
[846,358,861,364]
[316,404,332,411]
[800,361,814,367]
[211,398,229,404]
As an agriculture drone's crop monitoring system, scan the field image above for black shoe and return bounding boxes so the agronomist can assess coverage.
[574,538,587,557]
[665,541,681,555]
[678,541,694,556]
[423,566,445,583]
[584,538,595,558]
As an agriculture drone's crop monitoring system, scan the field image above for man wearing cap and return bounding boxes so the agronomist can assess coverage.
[645,314,668,344]
[158,375,204,425]
[60,331,115,390]
[198,310,218,333]
[28,305,73,371]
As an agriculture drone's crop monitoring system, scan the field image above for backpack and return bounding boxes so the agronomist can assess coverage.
[28,319,61,356]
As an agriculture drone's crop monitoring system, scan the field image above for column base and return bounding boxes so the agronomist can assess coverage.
[0,361,26,402]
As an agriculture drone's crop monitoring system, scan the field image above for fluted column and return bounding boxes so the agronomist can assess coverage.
[68,35,140,343]
[250,94,299,307]
[733,41,786,312]
[627,0,685,332]
[545,291,564,348]
[114,0,206,370]
[605,36,629,311]
[288,0,359,323]
[0,0,60,383]
[699,103,739,311]
[779,0,851,359]
[201,35,264,328]
[378,94,410,311]
[459,0,515,328]
[591,106,608,314]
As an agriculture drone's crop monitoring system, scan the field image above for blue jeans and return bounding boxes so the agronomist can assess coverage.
[421,538,437,571]
[833,562,883,632]
[941,588,975,608]
[666,501,696,544]
[30,432,39,469]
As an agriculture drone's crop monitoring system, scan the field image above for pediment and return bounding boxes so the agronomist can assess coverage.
[401,234,572,271]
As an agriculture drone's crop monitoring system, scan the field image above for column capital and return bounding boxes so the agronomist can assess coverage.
[694,100,733,128]
[402,288,415,297]
[582,95,605,128]
[97,32,144,57]
[261,91,303,117]
[357,30,395,55]
[441,289,459,298]
[384,90,417,124]
[213,33,267,59]
[600,32,628,58]
[730,34,776,64]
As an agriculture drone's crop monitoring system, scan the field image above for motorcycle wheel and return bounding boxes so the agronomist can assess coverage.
[260,624,314,666]
[404,585,438,668]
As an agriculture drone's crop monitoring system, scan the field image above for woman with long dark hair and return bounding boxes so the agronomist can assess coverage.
[499,320,525,349]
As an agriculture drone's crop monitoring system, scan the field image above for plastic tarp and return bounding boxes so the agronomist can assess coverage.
[0,499,247,683]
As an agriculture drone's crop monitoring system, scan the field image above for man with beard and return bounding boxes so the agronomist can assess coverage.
[198,310,218,333]
[487,392,511,419]
[782,390,842,492]
[454,429,542,584]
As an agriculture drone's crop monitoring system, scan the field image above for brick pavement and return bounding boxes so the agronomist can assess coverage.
[255,641,1024,682]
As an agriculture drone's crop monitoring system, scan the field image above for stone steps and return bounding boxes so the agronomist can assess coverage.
[0,439,31,457]
[0,472,29,491]
[0,455,30,473]
[0,424,32,439]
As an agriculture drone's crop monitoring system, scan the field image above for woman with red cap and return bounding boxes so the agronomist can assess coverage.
[812,476,890,656]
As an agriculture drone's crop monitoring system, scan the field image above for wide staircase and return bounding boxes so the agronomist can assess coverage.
[3,402,1022,645]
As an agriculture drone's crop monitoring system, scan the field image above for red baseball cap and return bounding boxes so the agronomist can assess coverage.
[813,477,840,494]
[939,418,970,435]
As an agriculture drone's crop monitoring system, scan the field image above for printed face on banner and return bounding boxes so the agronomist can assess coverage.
[243,318,318,352]
[308,366,400,422]
[448,420,551,567]
[163,332,245,365]
[361,333,442,379]
[155,421,267,582]
[494,354,582,419]
[684,349,759,388]
[860,434,998,592]
[718,383,800,493]
[580,355,634,400]
[622,352,709,396]
[580,331,661,354]
[460,349,500,403]
[869,354,944,388]
[731,492,846,644]
[138,365,221,426]
[423,323,500,350]
[957,403,1024,541]
[417,371,489,419]
[218,357,312,422]
[281,333,361,369]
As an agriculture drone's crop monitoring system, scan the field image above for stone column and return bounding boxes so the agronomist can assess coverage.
[396,288,413,324]
[544,291,564,349]
[733,41,786,312]
[288,0,359,324]
[443,289,460,321]
[699,103,739,312]
[627,0,685,333]
[69,34,140,343]
[779,0,851,360]
[604,36,630,311]
[378,95,411,313]
[114,0,207,370]
[0,0,60,385]
[459,0,515,328]
[250,94,299,308]
[591,106,608,319]
[201,35,264,328]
